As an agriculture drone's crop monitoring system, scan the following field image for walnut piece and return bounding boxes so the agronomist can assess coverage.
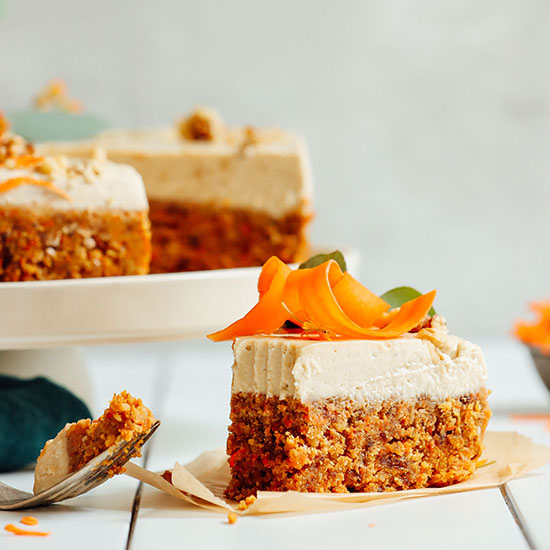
[178,106,225,142]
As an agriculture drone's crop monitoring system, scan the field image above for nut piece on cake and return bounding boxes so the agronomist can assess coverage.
[208,255,491,500]
[33,391,156,494]
[0,116,151,281]
[178,106,226,142]
[39,107,313,273]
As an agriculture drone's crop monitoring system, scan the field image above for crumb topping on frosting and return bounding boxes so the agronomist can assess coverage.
[0,114,148,211]
[0,113,105,183]
[177,106,290,151]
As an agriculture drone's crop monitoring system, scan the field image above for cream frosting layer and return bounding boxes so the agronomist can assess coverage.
[33,424,71,494]
[39,127,312,219]
[0,158,148,212]
[231,327,488,403]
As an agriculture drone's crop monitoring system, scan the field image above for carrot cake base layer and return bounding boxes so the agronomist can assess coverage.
[149,199,310,273]
[226,390,491,500]
[0,207,151,281]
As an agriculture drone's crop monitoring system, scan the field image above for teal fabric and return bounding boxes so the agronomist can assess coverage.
[0,376,91,472]
[8,109,109,142]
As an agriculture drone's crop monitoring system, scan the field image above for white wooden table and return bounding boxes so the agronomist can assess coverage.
[1,338,549,549]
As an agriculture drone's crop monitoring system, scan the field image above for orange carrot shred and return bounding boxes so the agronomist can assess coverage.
[208,257,291,341]
[257,255,285,298]
[20,516,39,526]
[364,290,437,337]
[332,272,390,327]
[12,155,44,168]
[0,177,72,202]
[4,524,50,537]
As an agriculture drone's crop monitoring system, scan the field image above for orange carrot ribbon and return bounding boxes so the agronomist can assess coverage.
[4,524,50,537]
[208,257,436,341]
[0,176,72,202]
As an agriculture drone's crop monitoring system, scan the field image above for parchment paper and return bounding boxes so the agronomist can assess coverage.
[125,431,550,515]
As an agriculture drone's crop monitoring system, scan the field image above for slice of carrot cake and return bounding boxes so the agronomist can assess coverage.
[40,107,313,273]
[208,255,491,500]
[0,116,151,281]
[33,391,156,494]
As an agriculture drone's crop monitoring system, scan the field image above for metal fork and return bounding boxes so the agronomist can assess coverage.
[0,420,160,510]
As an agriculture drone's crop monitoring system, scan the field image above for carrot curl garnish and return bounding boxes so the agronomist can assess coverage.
[208,257,292,342]
[0,176,72,202]
[4,524,50,537]
[208,257,436,341]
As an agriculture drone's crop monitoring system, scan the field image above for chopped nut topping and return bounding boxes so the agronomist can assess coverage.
[241,126,260,148]
[34,78,83,114]
[178,106,225,142]
[0,132,35,165]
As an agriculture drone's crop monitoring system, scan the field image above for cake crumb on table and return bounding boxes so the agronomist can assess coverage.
[227,512,238,525]
[238,495,257,511]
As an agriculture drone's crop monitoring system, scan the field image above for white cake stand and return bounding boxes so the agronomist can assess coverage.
[0,248,359,401]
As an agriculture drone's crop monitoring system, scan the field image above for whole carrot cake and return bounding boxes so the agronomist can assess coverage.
[33,391,155,494]
[40,107,313,273]
[0,116,151,281]
[209,255,491,500]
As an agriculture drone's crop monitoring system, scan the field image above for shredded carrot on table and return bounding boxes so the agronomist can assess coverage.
[208,256,436,341]
[20,516,39,526]
[4,524,50,537]
[0,176,71,202]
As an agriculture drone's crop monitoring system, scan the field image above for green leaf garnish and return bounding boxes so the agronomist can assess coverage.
[380,286,436,316]
[299,250,347,272]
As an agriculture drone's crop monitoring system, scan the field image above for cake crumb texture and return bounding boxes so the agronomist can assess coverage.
[64,391,155,474]
[225,390,490,500]
[0,207,151,281]
[149,199,310,272]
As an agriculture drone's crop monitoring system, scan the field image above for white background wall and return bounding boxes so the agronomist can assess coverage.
[1,0,549,337]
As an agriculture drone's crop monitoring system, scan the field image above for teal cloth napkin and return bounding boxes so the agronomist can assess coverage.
[0,376,91,472]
